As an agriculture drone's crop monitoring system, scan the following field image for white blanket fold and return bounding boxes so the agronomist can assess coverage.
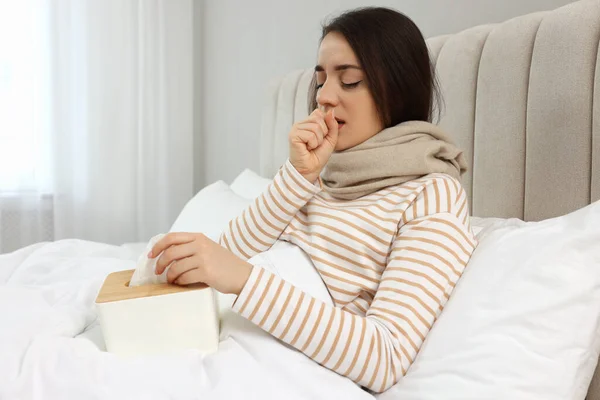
[0,239,371,400]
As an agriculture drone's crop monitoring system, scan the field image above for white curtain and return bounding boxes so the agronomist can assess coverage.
[0,0,194,253]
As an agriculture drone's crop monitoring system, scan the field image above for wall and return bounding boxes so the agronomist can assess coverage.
[199,0,576,188]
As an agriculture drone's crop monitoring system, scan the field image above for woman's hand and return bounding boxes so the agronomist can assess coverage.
[149,232,253,295]
[288,108,339,184]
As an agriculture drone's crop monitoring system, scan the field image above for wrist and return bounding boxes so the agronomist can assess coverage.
[300,173,320,185]
[288,160,318,184]
[232,261,253,295]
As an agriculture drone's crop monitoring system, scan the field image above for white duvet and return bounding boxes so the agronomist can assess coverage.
[0,239,374,400]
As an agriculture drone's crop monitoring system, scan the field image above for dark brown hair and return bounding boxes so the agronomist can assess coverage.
[308,7,442,126]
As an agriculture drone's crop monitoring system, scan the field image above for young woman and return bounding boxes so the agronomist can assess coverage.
[150,7,475,393]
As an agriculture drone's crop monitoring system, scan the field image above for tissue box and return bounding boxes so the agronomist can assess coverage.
[95,269,219,357]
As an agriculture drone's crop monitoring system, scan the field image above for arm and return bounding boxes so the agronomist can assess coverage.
[219,159,321,261]
[231,210,476,393]
[220,106,339,261]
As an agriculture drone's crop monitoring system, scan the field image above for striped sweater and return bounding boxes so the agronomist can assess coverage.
[219,159,477,393]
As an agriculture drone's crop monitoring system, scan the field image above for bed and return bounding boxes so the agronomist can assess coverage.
[1,0,599,399]
[258,0,599,397]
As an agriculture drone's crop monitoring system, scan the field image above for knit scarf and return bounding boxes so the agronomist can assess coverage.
[320,121,468,200]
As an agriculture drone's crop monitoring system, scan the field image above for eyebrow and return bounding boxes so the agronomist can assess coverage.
[314,64,362,72]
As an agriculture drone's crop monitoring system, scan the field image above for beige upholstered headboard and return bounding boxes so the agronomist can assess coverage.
[259,0,600,224]
[258,0,600,397]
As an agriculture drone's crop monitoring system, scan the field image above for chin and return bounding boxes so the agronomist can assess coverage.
[334,134,358,152]
[334,129,351,151]
[334,140,349,152]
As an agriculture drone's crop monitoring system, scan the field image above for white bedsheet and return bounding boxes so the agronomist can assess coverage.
[0,239,374,400]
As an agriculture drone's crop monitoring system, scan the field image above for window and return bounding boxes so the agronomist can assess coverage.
[0,1,51,194]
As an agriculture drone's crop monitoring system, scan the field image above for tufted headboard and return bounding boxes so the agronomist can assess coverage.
[259,0,600,224]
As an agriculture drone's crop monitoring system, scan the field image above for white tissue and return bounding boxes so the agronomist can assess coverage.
[129,233,168,287]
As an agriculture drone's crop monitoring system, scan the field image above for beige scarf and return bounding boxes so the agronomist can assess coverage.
[320,121,468,200]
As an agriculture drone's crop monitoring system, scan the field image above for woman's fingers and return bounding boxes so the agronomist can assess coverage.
[295,122,325,150]
[307,112,328,136]
[288,108,332,182]
[294,128,319,150]
[173,268,204,285]
[166,255,199,284]
[309,108,324,119]
[149,232,195,259]
[323,109,339,144]
[155,241,197,275]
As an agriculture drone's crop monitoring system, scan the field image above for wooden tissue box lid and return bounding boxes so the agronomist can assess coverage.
[96,269,209,304]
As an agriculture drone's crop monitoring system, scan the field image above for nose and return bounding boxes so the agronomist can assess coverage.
[316,80,339,111]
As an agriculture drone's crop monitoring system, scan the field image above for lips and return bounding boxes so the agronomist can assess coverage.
[335,118,345,129]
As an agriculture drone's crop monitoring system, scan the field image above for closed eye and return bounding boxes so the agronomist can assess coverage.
[342,81,362,89]
[316,80,362,90]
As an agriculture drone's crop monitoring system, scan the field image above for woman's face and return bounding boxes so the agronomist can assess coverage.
[315,32,384,151]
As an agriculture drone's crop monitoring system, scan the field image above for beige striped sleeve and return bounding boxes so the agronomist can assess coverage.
[219,159,321,260]
[232,215,476,393]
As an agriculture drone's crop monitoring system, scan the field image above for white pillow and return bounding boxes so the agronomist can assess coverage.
[379,201,600,400]
[471,216,510,235]
[230,168,272,199]
[169,181,251,241]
